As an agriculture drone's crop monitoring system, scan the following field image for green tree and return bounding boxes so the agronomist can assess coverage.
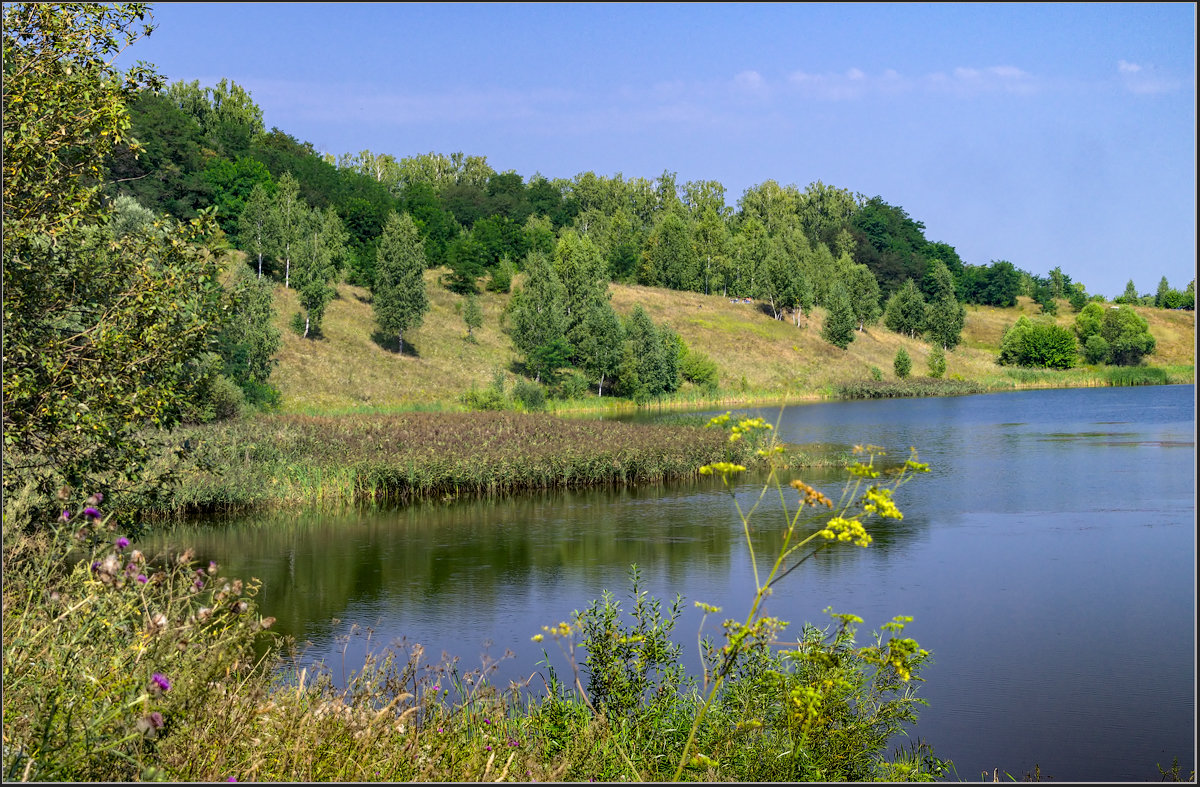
[293,206,346,338]
[998,317,1077,369]
[757,237,806,321]
[927,345,947,378]
[883,278,927,338]
[845,263,882,331]
[204,155,274,240]
[980,260,1021,307]
[238,182,276,278]
[893,347,912,379]
[625,306,677,399]
[108,195,158,239]
[105,90,212,220]
[1082,334,1110,365]
[462,293,482,341]
[1116,279,1140,304]
[1074,302,1107,345]
[1101,307,1156,366]
[574,300,625,396]
[218,262,281,405]
[444,235,487,295]
[821,283,857,349]
[270,172,305,289]
[372,212,428,354]
[505,250,571,383]
[692,207,733,296]
[1067,283,1089,312]
[641,208,696,290]
[1155,276,1172,308]
[924,292,966,350]
[3,2,234,511]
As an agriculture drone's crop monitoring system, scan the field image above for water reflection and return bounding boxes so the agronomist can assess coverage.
[148,385,1195,781]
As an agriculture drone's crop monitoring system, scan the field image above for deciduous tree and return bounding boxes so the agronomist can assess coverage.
[373,212,428,354]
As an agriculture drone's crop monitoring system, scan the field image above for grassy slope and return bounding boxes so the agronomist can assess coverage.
[266,265,1195,413]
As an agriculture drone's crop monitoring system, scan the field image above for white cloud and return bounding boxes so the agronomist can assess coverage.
[1116,60,1180,94]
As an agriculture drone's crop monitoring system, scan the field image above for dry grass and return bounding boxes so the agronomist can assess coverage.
[265,271,1194,412]
[270,268,518,412]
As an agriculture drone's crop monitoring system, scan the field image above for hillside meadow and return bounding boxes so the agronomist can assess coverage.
[258,256,1194,414]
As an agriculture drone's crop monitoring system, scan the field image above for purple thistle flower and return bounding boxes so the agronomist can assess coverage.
[84,507,101,519]
[91,561,100,572]
[137,574,148,584]
[61,510,71,521]
[150,673,171,692]
[93,492,104,503]
[115,537,129,550]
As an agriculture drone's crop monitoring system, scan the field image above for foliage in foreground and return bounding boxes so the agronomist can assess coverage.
[2,419,949,782]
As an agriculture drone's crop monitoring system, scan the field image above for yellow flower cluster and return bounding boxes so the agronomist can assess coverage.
[531,620,575,642]
[698,462,746,476]
[729,417,772,443]
[789,479,833,509]
[816,516,872,547]
[862,487,902,519]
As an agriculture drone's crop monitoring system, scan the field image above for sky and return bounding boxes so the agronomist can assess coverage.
[115,3,1196,298]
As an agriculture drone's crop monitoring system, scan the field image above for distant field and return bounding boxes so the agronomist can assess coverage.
[259,259,1194,413]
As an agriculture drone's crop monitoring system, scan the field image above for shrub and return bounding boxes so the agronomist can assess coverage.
[927,346,946,379]
[870,365,883,381]
[553,369,590,401]
[893,348,912,379]
[511,379,547,411]
[998,316,1077,369]
[460,383,507,411]
[680,347,720,393]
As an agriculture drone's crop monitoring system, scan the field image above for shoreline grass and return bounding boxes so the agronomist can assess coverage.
[153,410,760,519]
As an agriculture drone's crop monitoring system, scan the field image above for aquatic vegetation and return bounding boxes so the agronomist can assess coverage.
[154,411,753,515]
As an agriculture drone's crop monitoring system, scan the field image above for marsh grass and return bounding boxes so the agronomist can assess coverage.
[154,411,754,516]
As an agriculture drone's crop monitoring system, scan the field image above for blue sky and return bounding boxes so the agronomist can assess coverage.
[118,3,1195,298]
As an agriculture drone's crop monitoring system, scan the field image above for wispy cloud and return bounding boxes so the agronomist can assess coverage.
[1116,60,1179,95]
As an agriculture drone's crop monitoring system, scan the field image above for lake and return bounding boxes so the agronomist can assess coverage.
[152,384,1195,781]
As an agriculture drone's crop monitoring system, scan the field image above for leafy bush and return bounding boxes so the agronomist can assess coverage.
[893,348,912,379]
[679,347,720,393]
[927,345,946,379]
[460,383,507,411]
[1073,303,1156,366]
[553,369,590,401]
[512,379,547,412]
[998,316,1077,369]
[870,365,884,381]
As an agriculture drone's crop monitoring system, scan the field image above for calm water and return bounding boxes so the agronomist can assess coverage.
[152,384,1196,781]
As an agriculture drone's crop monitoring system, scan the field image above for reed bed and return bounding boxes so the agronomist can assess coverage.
[160,412,753,516]
[834,378,990,399]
